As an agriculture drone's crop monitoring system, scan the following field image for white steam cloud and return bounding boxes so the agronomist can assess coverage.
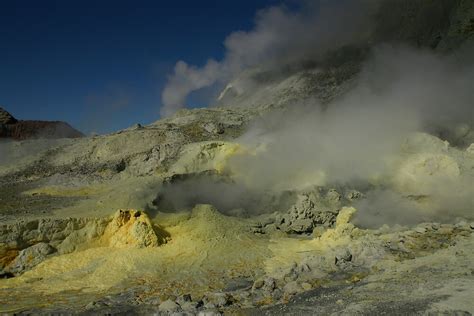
[157,0,474,227]
[226,45,474,226]
[161,0,378,117]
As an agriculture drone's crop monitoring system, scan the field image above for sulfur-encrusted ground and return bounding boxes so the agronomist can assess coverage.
[1,117,473,314]
[1,1,474,311]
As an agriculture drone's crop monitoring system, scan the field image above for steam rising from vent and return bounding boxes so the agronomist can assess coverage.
[223,46,474,226]
[229,46,474,187]
[161,0,378,116]
[156,0,474,227]
[154,44,474,227]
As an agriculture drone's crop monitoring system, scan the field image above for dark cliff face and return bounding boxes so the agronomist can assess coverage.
[374,0,474,51]
[0,107,84,140]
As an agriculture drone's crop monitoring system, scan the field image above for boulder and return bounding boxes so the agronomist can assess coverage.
[277,191,339,234]
[7,242,56,274]
[203,292,231,308]
[158,299,180,313]
[283,281,302,296]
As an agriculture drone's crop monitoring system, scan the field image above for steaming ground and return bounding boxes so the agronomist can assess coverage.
[1,48,474,312]
[1,48,474,313]
[1,108,473,314]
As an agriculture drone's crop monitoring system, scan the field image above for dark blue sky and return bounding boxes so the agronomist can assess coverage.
[0,0,282,134]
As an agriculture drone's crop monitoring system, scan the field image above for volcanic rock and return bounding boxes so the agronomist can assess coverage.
[7,242,56,275]
[102,209,163,248]
[158,299,180,313]
[0,107,17,124]
[283,281,303,296]
[277,190,342,234]
[203,292,231,308]
[0,217,109,252]
[0,106,83,140]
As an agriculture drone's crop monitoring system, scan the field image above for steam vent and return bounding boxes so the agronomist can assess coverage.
[1,0,474,315]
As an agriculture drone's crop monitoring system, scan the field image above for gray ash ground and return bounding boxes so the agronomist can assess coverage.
[0,181,83,221]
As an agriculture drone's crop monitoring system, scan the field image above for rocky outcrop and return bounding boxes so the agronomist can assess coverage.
[102,209,167,248]
[1,120,84,140]
[0,107,83,140]
[0,217,109,276]
[0,107,17,124]
[0,209,164,276]
[6,242,56,275]
[275,188,362,234]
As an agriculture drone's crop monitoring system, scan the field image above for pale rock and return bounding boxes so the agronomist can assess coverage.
[301,282,312,291]
[180,301,199,312]
[283,281,302,295]
[297,263,311,273]
[455,220,469,229]
[252,279,264,290]
[466,143,474,155]
[415,227,427,234]
[197,311,221,316]
[57,219,108,254]
[7,242,55,274]
[159,299,180,313]
[202,122,224,134]
[85,301,109,310]
[438,224,454,235]
[203,292,230,308]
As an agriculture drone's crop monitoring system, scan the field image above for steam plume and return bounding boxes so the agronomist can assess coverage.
[226,45,474,226]
[161,0,378,116]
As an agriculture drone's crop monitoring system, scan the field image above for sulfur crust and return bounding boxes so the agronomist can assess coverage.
[0,205,272,309]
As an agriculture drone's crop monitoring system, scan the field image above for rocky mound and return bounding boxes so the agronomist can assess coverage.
[0,106,83,140]
[0,107,17,124]
[0,209,165,277]
[102,209,168,248]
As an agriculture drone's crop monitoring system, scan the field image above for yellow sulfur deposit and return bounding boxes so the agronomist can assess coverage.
[169,141,243,175]
[101,209,163,248]
[0,205,272,311]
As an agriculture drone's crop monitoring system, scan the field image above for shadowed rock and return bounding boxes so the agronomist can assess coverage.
[0,107,17,124]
